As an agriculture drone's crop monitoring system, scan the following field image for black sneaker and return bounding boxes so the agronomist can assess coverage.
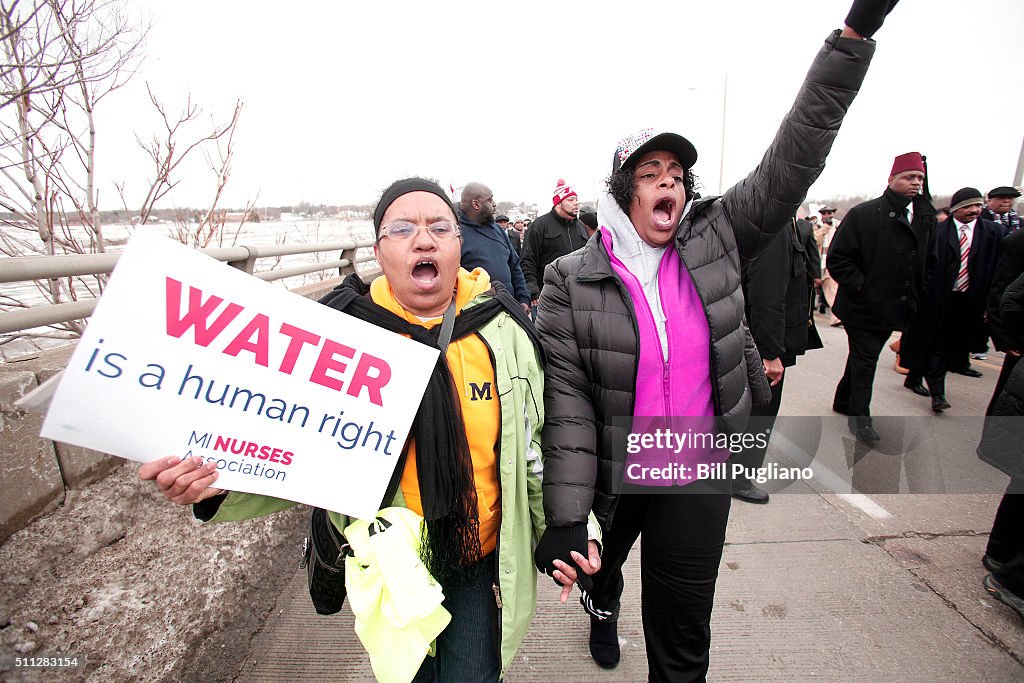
[982,554,1005,572]
[984,573,1024,621]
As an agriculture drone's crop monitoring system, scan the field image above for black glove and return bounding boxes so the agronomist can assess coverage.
[844,0,899,38]
[533,523,593,592]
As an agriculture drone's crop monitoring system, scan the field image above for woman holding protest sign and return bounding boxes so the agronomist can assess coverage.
[140,178,592,682]
[530,2,899,680]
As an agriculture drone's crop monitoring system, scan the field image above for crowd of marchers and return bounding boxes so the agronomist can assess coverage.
[132,1,1024,681]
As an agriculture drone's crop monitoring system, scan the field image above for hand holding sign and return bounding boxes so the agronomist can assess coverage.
[139,456,224,505]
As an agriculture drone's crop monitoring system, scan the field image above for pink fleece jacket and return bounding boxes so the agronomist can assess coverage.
[601,228,727,486]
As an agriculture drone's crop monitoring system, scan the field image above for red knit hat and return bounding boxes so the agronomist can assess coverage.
[552,179,577,206]
[890,152,925,177]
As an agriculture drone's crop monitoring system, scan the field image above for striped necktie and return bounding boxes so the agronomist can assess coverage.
[956,226,970,292]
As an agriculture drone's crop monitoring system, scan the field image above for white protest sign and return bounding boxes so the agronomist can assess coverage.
[41,233,438,519]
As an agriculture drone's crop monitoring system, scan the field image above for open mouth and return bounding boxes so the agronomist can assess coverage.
[412,260,439,284]
[653,198,675,228]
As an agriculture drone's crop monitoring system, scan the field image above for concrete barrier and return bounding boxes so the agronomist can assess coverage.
[0,367,65,543]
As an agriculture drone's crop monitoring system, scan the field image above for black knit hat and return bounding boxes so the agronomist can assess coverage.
[372,178,457,236]
[950,187,984,213]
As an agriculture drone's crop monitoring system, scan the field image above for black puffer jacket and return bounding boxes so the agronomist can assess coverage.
[537,31,875,529]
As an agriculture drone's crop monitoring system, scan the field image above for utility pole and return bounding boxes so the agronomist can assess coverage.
[1014,135,1024,188]
[719,73,728,195]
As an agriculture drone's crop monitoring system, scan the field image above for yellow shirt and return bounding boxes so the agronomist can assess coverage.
[370,268,502,555]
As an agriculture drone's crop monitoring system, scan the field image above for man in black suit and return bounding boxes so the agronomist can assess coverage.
[901,187,1001,410]
[828,152,937,443]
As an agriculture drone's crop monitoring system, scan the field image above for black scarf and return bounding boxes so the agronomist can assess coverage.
[319,275,542,582]
[984,207,1021,234]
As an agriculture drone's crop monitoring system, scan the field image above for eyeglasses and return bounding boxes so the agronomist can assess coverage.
[378,221,460,241]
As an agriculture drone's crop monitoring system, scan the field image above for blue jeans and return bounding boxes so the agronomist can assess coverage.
[412,553,500,682]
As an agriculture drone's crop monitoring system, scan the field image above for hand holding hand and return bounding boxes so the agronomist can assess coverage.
[552,540,602,604]
[139,455,223,505]
[763,357,785,386]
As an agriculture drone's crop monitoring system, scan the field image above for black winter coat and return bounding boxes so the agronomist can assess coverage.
[520,209,588,299]
[900,217,1001,373]
[743,218,822,366]
[978,270,1024,479]
[987,228,1024,352]
[828,189,937,330]
[536,31,875,529]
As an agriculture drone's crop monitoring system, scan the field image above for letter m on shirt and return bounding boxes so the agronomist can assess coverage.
[469,382,493,401]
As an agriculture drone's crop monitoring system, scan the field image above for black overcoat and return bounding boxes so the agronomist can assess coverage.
[828,189,937,330]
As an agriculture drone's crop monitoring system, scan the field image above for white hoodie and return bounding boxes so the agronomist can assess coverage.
[596,189,693,360]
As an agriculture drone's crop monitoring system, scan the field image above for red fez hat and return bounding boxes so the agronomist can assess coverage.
[890,152,925,177]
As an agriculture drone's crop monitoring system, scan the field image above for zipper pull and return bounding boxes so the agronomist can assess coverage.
[492,582,503,609]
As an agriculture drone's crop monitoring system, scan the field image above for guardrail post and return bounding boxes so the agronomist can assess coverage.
[227,245,258,273]
[339,247,358,276]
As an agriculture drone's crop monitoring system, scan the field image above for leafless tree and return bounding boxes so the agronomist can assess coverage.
[0,0,246,354]
[0,0,145,337]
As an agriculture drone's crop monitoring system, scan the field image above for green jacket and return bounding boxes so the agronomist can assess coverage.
[199,292,547,677]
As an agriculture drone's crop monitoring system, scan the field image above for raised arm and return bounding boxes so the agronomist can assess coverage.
[722,0,900,258]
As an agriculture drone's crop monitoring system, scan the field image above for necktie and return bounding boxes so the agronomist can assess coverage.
[956,226,970,292]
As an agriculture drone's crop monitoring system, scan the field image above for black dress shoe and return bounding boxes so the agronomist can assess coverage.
[733,485,770,505]
[931,395,951,412]
[903,379,929,397]
[951,367,983,378]
[850,423,881,443]
[589,617,620,669]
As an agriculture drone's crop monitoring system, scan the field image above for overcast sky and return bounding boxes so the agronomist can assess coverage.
[97,0,1024,212]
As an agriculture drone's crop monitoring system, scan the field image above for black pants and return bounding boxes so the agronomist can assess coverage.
[589,487,731,682]
[987,478,1024,595]
[986,353,1020,415]
[985,354,1024,596]
[734,374,785,487]
[834,326,892,425]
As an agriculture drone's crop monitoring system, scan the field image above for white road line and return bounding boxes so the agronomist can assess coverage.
[772,432,893,520]
[835,493,893,520]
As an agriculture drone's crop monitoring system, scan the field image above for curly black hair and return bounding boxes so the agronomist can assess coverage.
[606,164,700,216]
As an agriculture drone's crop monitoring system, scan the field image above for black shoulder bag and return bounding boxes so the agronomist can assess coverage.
[299,297,457,615]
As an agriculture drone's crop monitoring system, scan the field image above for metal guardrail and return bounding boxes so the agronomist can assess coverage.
[0,238,380,335]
